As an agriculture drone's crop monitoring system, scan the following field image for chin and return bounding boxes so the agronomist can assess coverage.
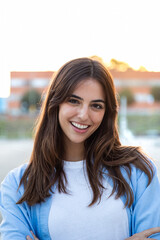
[70,138,86,144]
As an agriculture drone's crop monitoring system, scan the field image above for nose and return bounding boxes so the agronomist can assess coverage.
[77,104,89,121]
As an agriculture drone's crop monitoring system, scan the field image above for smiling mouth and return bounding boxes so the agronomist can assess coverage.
[71,122,90,130]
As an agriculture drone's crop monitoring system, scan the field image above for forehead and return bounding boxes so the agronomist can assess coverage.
[72,78,105,100]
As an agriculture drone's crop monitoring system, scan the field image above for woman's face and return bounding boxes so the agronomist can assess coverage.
[59,78,106,147]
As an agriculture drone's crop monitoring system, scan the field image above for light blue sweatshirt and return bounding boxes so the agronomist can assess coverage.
[0,162,160,239]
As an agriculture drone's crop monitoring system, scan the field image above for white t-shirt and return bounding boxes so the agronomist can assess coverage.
[48,160,129,240]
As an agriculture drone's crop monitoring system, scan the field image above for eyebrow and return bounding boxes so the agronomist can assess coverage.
[70,94,105,103]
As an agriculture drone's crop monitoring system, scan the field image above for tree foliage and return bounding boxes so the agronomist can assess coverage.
[21,89,41,112]
[151,86,160,102]
[109,59,131,71]
[119,88,135,105]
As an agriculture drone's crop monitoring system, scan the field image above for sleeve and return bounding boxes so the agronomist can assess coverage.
[0,170,35,240]
[131,164,160,239]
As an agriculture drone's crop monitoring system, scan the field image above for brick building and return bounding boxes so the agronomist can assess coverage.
[8,71,53,115]
[7,69,160,116]
[111,69,160,113]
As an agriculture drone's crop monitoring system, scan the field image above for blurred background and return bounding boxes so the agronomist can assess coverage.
[0,0,160,230]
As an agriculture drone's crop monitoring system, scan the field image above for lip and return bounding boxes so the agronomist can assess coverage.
[70,121,90,133]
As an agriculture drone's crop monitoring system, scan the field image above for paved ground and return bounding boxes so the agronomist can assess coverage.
[0,139,33,184]
[0,137,160,237]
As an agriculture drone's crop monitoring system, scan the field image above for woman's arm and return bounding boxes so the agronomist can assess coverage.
[27,231,39,240]
[0,168,35,240]
[126,227,160,240]
[26,227,160,240]
[131,163,160,239]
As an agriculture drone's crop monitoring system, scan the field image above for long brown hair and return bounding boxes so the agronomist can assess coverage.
[17,57,153,207]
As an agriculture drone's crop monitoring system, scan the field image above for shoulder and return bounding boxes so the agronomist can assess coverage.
[121,157,156,180]
[130,158,156,181]
[124,160,160,203]
[1,163,28,190]
[0,163,29,209]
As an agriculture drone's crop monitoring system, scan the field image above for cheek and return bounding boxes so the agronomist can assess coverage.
[59,104,76,121]
[92,112,105,125]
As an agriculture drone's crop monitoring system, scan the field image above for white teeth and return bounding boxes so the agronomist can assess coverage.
[71,122,89,129]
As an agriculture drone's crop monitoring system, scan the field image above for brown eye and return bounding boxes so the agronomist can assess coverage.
[68,98,79,104]
[92,103,103,109]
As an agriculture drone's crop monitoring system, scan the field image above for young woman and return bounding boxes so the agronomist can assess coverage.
[0,57,160,240]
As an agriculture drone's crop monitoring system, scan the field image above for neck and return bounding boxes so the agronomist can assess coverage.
[64,141,85,162]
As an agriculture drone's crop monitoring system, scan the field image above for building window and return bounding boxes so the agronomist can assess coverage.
[30,78,49,88]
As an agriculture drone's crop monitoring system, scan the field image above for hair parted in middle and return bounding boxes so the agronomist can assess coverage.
[17,57,153,207]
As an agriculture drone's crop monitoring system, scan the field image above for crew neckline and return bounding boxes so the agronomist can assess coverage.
[63,160,85,169]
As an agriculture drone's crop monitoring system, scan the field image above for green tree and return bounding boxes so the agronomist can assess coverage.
[21,89,41,112]
[119,88,135,105]
[151,86,160,102]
